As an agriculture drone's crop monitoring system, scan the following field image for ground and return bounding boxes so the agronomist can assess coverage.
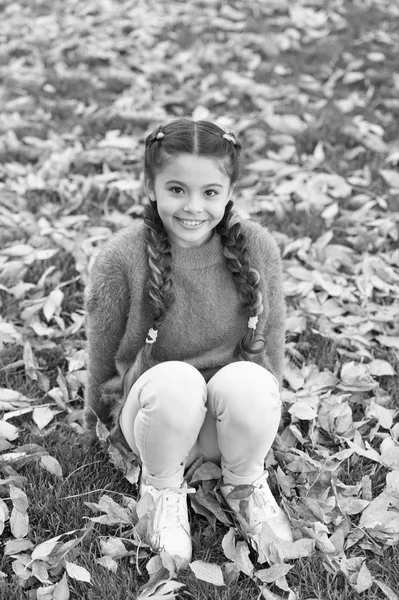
[0,0,399,599]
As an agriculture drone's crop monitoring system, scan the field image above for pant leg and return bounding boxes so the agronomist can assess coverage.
[119,361,207,488]
[203,361,282,486]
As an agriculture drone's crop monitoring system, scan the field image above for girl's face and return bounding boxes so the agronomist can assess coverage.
[147,153,233,248]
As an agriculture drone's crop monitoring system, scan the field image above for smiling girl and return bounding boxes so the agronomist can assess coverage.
[84,119,292,563]
[150,150,232,247]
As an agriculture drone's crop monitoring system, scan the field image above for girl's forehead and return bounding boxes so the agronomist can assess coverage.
[156,153,230,184]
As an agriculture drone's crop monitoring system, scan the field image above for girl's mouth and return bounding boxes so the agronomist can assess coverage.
[176,218,205,229]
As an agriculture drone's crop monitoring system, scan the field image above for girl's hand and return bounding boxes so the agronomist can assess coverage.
[99,376,123,405]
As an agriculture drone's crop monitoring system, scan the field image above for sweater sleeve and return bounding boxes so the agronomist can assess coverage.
[261,236,286,387]
[84,245,130,432]
[247,225,285,388]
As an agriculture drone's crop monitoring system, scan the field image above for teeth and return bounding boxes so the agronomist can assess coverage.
[178,219,203,226]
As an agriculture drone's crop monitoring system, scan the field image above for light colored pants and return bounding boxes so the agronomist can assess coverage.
[119,361,281,489]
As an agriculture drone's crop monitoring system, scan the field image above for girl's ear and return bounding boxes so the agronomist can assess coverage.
[145,178,156,202]
[227,184,235,202]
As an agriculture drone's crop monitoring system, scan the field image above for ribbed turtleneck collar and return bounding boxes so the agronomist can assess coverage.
[171,231,224,269]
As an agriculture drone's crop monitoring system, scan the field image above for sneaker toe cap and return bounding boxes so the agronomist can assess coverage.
[159,527,192,561]
[271,511,294,542]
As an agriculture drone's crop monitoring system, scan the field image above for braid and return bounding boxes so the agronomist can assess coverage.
[145,206,174,326]
[217,200,267,361]
[120,202,174,400]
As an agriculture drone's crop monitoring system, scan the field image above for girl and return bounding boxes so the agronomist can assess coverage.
[84,119,292,562]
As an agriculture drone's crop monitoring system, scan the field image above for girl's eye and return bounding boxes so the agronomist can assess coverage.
[205,189,218,197]
[170,187,184,194]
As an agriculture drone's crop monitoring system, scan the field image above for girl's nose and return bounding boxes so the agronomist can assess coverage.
[184,194,203,213]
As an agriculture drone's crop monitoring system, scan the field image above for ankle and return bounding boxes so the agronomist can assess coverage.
[221,470,267,488]
[141,465,185,490]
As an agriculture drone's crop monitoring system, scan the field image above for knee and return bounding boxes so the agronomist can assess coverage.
[140,361,207,421]
[146,361,206,396]
[208,362,281,427]
[209,361,280,403]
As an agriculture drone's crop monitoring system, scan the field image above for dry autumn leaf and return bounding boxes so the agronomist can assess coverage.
[189,561,225,586]
[0,1,398,598]
[65,561,92,584]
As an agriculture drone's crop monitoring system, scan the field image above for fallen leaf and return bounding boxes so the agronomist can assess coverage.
[284,360,305,391]
[0,244,34,257]
[23,341,39,381]
[190,461,222,484]
[97,556,118,572]
[377,336,399,350]
[367,401,394,430]
[31,560,50,584]
[380,438,399,470]
[4,538,34,556]
[339,361,377,391]
[155,580,186,596]
[354,561,373,593]
[221,528,236,562]
[10,509,29,538]
[380,169,399,189]
[256,563,293,584]
[271,538,315,561]
[31,536,63,561]
[65,561,91,584]
[43,288,64,322]
[32,406,55,430]
[0,388,22,402]
[222,561,240,585]
[346,440,382,464]
[10,485,29,513]
[337,495,369,515]
[37,584,56,600]
[224,484,254,500]
[189,560,225,586]
[289,402,317,420]
[386,471,399,501]
[0,420,19,441]
[233,541,253,577]
[99,537,130,559]
[265,113,307,135]
[375,579,399,600]
[40,455,63,478]
[12,557,32,581]
[53,572,70,600]
[368,359,396,376]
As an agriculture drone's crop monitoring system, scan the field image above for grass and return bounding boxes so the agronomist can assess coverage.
[1,0,399,599]
[1,428,398,599]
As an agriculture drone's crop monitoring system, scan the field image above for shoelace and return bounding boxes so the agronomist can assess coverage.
[252,483,279,518]
[156,484,195,530]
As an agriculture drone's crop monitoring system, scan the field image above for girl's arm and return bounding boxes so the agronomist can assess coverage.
[260,235,286,388]
[84,248,129,433]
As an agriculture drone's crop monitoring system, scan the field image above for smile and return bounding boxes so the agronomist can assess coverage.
[176,218,205,229]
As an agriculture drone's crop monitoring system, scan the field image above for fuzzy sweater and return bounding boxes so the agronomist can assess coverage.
[84,217,285,432]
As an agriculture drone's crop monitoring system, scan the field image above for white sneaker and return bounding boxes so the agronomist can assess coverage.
[220,471,293,542]
[139,480,193,562]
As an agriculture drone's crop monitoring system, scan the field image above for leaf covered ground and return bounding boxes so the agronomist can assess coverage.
[0,0,399,598]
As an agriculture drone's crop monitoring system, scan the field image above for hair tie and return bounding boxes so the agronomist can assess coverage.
[146,328,158,344]
[156,131,164,140]
[222,132,236,145]
[248,316,258,330]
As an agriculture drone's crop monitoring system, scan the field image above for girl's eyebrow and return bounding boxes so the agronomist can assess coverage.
[165,179,224,189]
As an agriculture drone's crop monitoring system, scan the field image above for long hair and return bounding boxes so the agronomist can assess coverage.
[121,119,266,402]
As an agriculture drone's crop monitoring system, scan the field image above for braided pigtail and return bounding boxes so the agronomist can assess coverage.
[217,200,266,361]
[120,201,174,400]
